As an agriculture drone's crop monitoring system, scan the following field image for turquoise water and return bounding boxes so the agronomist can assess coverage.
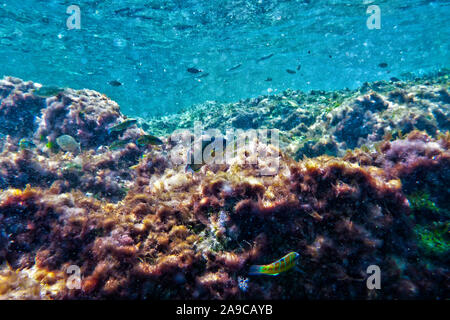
[0,0,449,117]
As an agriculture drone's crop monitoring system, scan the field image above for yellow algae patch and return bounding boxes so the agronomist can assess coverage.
[0,264,66,300]
[186,235,198,244]
[261,199,276,209]
[165,172,190,189]
[169,225,189,238]
[264,187,276,200]
[245,177,264,188]
[387,179,402,190]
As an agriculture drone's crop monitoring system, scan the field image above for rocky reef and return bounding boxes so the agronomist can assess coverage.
[145,70,450,160]
[0,74,448,299]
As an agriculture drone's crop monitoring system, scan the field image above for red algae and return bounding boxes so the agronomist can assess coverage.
[0,77,448,300]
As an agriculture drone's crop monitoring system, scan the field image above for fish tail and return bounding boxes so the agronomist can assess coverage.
[248,265,265,275]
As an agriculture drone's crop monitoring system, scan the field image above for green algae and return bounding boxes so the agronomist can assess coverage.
[414,222,450,256]
[407,190,440,213]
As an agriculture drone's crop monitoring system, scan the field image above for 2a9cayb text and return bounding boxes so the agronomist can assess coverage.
[176,304,272,317]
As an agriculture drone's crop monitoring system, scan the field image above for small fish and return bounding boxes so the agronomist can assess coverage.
[109,80,123,87]
[185,136,227,173]
[297,64,301,71]
[227,63,242,72]
[108,119,137,133]
[378,62,388,68]
[187,67,203,74]
[390,77,400,82]
[265,77,273,82]
[248,252,300,276]
[257,53,274,62]
[136,134,164,146]
[56,135,80,153]
[286,69,296,74]
[18,138,36,150]
[185,139,212,173]
[33,86,65,98]
[109,139,132,150]
[286,99,299,108]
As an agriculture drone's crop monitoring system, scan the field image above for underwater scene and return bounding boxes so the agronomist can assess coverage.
[0,0,449,300]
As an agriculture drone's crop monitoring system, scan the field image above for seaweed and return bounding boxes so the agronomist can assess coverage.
[408,190,440,213]
[414,222,450,257]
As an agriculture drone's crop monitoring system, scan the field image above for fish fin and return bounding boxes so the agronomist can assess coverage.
[248,265,281,276]
[248,265,264,276]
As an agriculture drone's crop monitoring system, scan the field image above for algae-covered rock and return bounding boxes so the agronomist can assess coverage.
[0,74,448,300]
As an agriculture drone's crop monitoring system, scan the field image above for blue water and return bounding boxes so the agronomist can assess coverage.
[0,0,448,117]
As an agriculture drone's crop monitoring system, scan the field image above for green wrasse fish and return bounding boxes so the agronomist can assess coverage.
[18,138,36,150]
[33,85,65,98]
[136,134,164,146]
[248,252,300,276]
[109,138,132,150]
[108,119,137,134]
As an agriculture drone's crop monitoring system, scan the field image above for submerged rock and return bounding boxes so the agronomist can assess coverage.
[0,74,448,300]
[144,70,450,159]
